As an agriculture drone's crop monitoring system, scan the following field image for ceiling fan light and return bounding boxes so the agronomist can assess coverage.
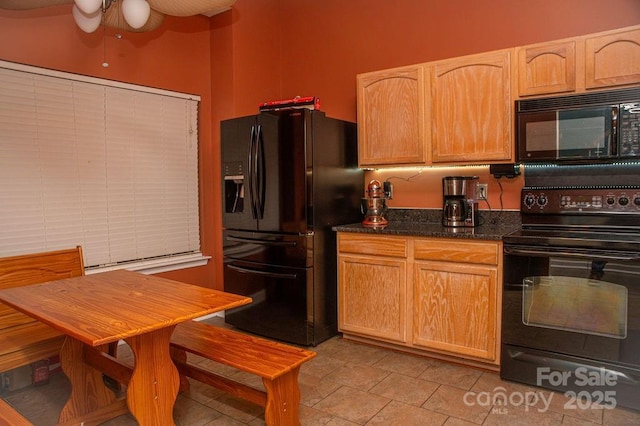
[72,4,102,33]
[122,0,151,29]
[74,0,103,15]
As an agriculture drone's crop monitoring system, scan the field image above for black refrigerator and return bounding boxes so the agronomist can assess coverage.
[221,108,363,346]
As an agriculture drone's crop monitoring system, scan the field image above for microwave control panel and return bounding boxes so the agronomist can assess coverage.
[619,103,640,157]
[522,188,640,213]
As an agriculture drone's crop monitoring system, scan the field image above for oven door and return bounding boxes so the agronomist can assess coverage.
[501,244,640,409]
[503,244,640,365]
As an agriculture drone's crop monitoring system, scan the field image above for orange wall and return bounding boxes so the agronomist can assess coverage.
[215,0,640,120]
[1,1,639,288]
[219,0,640,211]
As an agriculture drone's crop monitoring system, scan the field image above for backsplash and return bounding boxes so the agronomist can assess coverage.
[365,166,524,211]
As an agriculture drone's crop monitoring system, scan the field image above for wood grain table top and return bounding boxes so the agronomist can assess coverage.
[0,269,251,346]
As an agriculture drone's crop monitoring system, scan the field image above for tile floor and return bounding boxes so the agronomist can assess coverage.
[2,317,639,425]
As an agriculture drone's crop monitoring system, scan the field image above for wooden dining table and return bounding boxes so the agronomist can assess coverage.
[0,269,251,425]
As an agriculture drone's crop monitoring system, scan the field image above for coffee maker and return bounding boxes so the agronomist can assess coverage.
[442,176,478,227]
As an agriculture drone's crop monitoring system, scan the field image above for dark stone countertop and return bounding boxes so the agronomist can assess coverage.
[333,209,521,241]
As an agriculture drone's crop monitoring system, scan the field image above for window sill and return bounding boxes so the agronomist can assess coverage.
[85,253,210,275]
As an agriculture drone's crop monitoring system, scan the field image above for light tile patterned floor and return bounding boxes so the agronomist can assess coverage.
[2,317,639,425]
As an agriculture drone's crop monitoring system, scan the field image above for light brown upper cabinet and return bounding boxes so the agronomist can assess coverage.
[585,26,640,89]
[430,50,513,164]
[357,65,429,167]
[356,25,640,168]
[516,25,640,97]
[516,40,577,96]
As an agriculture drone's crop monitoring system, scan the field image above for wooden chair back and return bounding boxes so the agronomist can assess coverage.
[0,246,84,330]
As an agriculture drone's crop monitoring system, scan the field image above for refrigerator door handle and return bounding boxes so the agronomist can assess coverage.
[248,125,258,219]
[256,124,266,219]
[227,235,297,247]
[227,263,298,280]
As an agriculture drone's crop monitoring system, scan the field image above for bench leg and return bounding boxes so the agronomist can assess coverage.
[262,367,302,426]
[170,346,191,393]
[103,341,122,393]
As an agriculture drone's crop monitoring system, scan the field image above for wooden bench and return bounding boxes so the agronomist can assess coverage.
[0,398,33,426]
[0,247,84,374]
[170,321,317,426]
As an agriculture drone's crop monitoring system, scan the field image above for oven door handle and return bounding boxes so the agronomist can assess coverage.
[504,246,640,261]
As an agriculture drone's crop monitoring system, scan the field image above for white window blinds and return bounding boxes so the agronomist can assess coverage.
[0,61,203,272]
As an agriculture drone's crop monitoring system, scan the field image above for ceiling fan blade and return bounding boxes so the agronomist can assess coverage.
[147,0,234,17]
[0,0,73,10]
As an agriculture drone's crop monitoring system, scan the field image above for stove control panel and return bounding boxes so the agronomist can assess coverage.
[522,188,640,213]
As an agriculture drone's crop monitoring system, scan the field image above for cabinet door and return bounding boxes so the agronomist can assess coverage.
[338,254,407,343]
[517,41,576,96]
[413,261,497,361]
[357,65,429,166]
[585,27,640,89]
[431,50,513,163]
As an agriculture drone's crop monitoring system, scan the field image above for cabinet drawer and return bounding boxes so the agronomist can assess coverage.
[413,238,499,265]
[338,233,407,258]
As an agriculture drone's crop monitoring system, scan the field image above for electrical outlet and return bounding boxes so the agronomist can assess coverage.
[476,183,488,200]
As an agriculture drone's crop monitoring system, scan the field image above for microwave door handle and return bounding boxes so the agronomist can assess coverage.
[611,106,619,156]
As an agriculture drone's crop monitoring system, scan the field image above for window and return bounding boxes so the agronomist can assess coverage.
[0,61,205,274]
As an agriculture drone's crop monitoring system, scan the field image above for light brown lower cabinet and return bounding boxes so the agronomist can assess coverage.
[413,260,497,360]
[338,254,407,343]
[337,234,408,343]
[337,232,502,368]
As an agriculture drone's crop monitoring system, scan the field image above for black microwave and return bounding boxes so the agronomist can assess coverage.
[516,87,640,164]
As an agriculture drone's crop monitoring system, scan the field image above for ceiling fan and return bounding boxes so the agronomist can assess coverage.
[0,0,236,33]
